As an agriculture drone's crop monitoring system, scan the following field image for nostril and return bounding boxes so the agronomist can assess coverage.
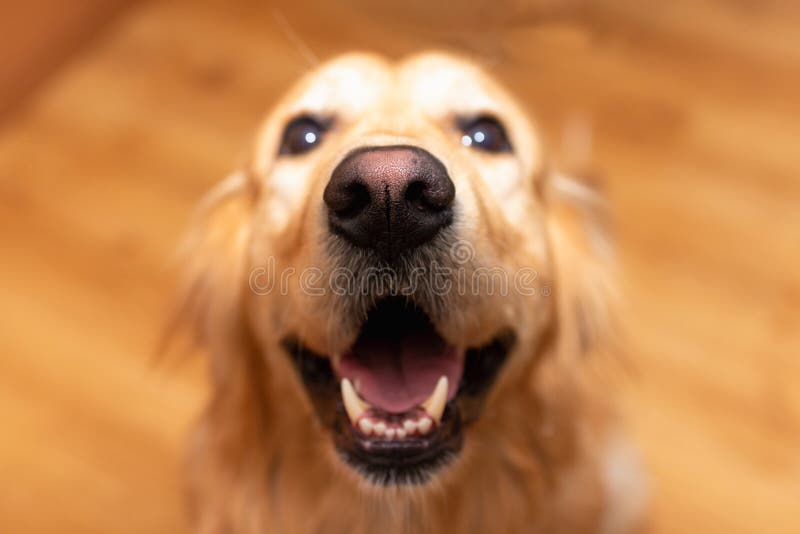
[404,180,429,212]
[404,176,455,213]
[324,181,371,218]
[339,182,371,218]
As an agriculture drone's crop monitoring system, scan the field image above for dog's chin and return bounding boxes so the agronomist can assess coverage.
[282,296,515,486]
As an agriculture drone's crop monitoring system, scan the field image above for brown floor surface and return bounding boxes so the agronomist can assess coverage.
[1,1,798,533]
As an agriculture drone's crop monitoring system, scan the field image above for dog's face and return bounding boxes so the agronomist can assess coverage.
[187,52,608,487]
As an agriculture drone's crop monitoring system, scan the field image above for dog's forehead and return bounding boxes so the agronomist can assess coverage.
[288,52,504,116]
[397,53,504,116]
[288,53,393,115]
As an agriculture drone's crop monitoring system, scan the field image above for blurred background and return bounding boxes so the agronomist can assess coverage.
[1,1,798,533]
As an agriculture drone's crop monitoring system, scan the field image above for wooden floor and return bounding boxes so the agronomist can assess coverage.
[1,1,798,533]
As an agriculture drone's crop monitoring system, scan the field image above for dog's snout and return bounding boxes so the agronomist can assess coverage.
[324,145,455,258]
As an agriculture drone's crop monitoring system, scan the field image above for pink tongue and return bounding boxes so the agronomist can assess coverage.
[338,328,461,413]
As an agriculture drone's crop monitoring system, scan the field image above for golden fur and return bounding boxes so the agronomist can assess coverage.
[176,51,646,534]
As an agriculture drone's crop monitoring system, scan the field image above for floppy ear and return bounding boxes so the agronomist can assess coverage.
[171,171,257,389]
[172,172,284,532]
[544,172,617,359]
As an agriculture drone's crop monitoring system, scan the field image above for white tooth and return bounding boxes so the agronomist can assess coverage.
[403,419,417,434]
[421,376,448,425]
[374,422,387,436]
[396,429,407,439]
[386,428,396,439]
[341,378,367,424]
[358,418,374,435]
[417,417,432,434]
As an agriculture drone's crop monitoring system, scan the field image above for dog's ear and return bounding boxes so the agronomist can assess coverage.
[170,171,257,388]
[544,172,617,359]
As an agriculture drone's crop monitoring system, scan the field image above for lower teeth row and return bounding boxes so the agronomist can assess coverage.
[340,376,449,437]
[357,415,434,439]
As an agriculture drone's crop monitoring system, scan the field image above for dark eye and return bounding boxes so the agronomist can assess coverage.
[459,116,512,153]
[279,116,327,155]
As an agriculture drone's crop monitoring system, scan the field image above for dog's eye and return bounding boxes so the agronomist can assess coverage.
[459,116,512,153]
[279,116,326,155]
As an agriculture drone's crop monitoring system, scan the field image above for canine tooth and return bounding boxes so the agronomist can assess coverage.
[374,422,387,436]
[341,378,367,424]
[403,419,417,434]
[386,428,396,439]
[421,376,448,425]
[396,429,407,439]
[358,418,374,435]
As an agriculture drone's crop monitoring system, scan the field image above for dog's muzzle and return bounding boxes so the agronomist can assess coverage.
[279,145,521,485]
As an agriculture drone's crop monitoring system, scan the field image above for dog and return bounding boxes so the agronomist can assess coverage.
[176,51,647,534]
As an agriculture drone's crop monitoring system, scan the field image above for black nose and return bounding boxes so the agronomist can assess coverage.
[323,145,455,259]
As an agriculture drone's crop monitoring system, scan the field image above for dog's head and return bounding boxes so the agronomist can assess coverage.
[180,51,612,487]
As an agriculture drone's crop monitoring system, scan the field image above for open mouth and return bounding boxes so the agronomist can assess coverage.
[282,296,515,485]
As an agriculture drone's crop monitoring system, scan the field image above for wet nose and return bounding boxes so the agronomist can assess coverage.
[323,145,455,259]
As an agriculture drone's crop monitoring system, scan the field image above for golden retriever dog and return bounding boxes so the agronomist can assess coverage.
[176,51,647,534]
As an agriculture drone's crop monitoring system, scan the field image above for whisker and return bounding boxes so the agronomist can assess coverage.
[271,6,319,71]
